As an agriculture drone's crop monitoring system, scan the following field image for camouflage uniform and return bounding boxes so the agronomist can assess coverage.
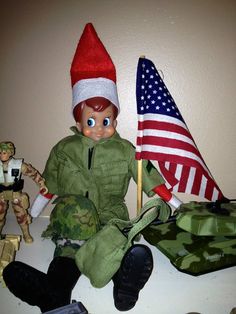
[42,127,164,256]
[0,142,47,243]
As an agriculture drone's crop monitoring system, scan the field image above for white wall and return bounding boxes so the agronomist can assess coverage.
[1,0,235,217]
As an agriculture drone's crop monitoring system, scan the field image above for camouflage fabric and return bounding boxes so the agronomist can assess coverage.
[142,221,236,275]
[42,195,101,241]
[0,141,15,155]
[53,241,81,259]
[176,201,236,236]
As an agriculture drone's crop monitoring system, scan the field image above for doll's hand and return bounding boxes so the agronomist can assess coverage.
[153,184,183,211]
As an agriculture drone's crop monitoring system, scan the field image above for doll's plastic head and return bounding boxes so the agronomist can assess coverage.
[75,97,117,142]
[0,141,15,162]
[73,97,118,122]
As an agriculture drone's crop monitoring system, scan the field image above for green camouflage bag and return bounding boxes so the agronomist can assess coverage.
[176,200,236,236]
[142,219,236,275]
[42,195,101,241]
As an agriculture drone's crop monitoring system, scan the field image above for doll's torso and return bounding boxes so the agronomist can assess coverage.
[43,128,164,224]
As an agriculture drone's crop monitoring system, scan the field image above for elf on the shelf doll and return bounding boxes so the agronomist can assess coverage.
[3,23,182,312]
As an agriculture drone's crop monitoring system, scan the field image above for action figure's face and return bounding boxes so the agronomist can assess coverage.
[0,150,12,162]
[76,103,117,142]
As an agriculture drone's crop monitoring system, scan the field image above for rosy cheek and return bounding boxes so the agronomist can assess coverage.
[106,127,115,137]
[83,128,92,137]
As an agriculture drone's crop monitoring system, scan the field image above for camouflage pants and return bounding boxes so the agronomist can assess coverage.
[52,237,85,259]
[0,191,31,230]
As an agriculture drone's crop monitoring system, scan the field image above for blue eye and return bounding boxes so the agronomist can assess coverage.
[103,117,111,126]
[87,118,95,127]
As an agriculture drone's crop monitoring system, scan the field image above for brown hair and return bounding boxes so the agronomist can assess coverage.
[73,97,118,122]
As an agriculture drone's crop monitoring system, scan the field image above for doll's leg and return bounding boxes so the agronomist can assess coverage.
[2,261,70,312]
[113,244,153,311]
[12,192,33,243]
[0,197,8,234]
[47,256,81,291]
[3,257,80,312]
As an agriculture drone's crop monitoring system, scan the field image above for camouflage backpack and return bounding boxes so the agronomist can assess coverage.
[142,200,236,275]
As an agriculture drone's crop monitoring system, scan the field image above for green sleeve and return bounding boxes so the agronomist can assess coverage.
[43,146,60,194]
[128,145,165,197]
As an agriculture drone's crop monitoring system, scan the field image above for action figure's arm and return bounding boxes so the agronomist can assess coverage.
[21,162,54,218]
[21,162,48,195]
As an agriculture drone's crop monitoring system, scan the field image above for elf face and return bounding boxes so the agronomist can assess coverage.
[76,102,117,142]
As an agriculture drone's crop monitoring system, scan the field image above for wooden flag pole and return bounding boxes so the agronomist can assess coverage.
[136,55,145,216]
[137,159,143,215]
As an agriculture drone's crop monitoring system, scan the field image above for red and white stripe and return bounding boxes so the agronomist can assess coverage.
[136,113,223,201]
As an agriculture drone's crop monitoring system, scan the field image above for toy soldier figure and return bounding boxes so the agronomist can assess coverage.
[0,141,48,243]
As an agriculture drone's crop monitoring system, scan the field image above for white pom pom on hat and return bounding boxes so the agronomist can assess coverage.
[70,23,120,114]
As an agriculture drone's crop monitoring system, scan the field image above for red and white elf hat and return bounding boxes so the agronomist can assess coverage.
[70,23,120,113]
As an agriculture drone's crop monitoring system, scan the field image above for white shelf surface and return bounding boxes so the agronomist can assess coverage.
[1,215,236,314]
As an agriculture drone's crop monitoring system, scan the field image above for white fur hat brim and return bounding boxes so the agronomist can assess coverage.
[72,77,120,113]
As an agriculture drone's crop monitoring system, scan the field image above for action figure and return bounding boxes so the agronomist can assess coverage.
[3,24,182,312]
[0,141,48,243]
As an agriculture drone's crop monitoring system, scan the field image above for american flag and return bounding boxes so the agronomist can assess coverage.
[136,57,223,201]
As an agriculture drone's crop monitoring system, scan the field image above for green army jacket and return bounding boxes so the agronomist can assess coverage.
[43,127,164,224]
